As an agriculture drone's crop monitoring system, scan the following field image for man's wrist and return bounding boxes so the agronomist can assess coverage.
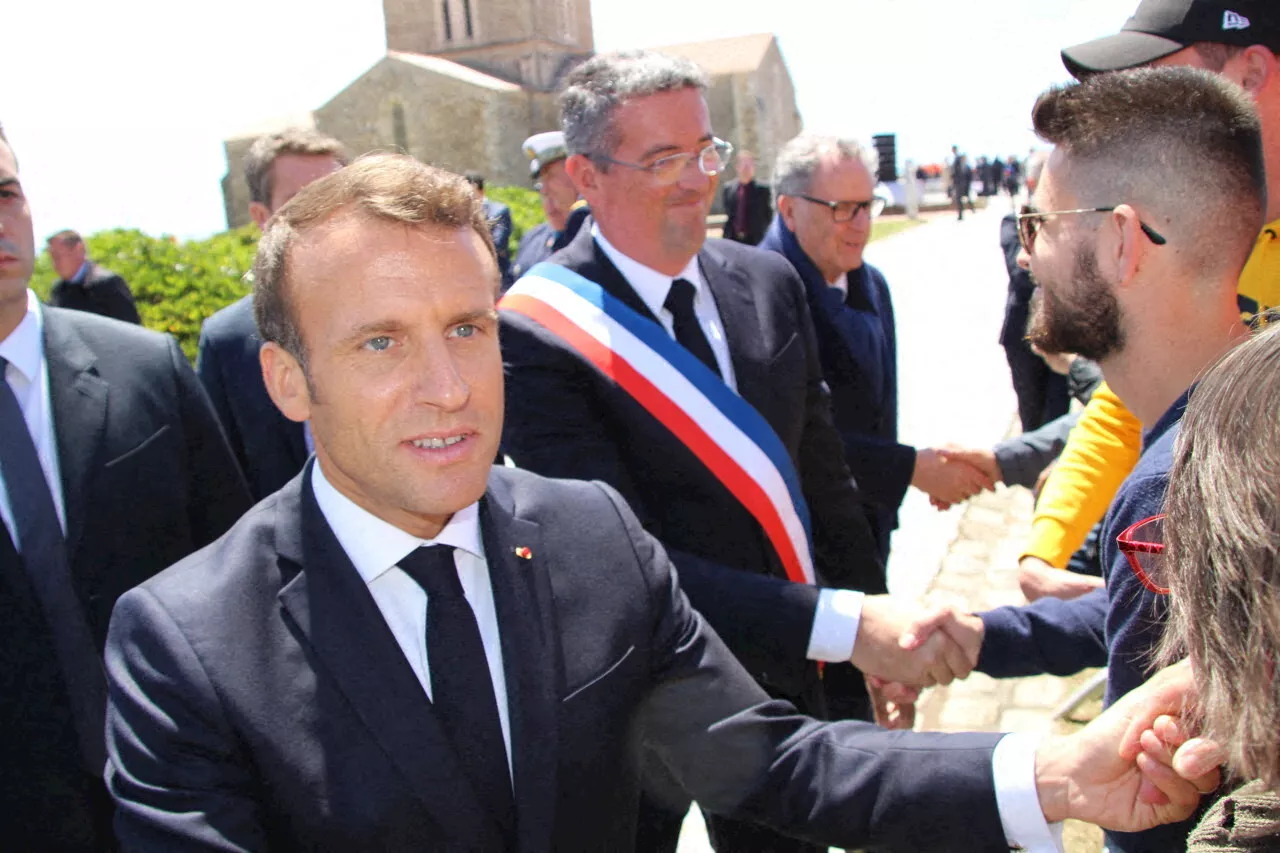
[1034,735,1073,824]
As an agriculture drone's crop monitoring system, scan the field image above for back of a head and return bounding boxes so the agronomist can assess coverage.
[1032,65,1265,280]
[252,154,495,365]
[1162,321,1280,789]
[558,50,708,158]
[244,128,350,208]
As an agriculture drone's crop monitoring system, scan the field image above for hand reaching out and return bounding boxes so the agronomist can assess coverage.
[911,448,996,506]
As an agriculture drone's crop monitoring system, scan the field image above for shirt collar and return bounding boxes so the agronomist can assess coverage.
[310,459,485,586]
[591,222,706,320]
[70,261,90,284]
[0,290,45,384]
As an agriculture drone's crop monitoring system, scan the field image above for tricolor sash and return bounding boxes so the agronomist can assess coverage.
[500,262,816,586]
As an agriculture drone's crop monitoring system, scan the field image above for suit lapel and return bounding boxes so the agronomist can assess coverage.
[42,309,109,566]
[274,466,504,849]
[697,244,773,404]
[480,473,561,853]
[557,226,662,325]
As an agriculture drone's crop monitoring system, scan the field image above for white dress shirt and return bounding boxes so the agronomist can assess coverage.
[0,291,66,546]
[310,461,512,775]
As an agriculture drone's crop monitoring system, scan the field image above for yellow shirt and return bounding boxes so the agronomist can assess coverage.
[1026,219,1280,567]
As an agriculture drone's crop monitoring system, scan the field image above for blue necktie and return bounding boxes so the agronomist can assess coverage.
[399,545,515,839]
[0,355,107,773]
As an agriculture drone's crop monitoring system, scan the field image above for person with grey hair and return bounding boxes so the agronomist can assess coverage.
[499,50,993,852]
[46,228,141,325]
[759,134,995,590]
[196,127,348,501]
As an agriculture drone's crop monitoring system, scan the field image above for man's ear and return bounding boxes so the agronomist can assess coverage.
[249,202,271,230]
[777,194,798,231]
[1106,204,1146,288]
[260,341,312,424]
[1236,45,1275,97]
[564,154,599,201]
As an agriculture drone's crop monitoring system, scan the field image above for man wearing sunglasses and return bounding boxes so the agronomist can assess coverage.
[905,65,1260,853]
[759,133,995,574]
[499,50,983,852]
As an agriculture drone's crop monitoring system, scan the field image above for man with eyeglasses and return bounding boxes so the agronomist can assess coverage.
[901,65,1259,853]
[760,134,996,581]
[498,50,983,852]
[509,131,590,286]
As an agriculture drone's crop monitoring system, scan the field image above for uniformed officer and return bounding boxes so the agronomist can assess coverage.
[509,131,590,285]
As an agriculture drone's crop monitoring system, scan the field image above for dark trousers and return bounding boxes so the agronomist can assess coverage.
[1004,340,1071,433]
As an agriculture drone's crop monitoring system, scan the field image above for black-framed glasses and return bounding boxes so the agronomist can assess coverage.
[591,138,734,185]
[798,194,885,223]
[1016,205,1168,254]
[1116,514,1169,595]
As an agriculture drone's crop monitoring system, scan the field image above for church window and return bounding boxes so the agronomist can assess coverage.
[442,0,453,41]
[463,0,474,38]
[392,103,409,152]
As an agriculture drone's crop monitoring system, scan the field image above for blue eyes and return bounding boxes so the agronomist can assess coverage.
[452,324,476,339]
[362,325,479,352]
[364,336,393,352]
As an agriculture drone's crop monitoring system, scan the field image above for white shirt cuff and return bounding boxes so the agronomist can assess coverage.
[805,588,864,662]
[993,733,1065,852]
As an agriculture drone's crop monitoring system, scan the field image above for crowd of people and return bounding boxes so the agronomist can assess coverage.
[2,1,1279,851]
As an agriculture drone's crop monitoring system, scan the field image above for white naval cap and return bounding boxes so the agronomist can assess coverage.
[522,131,568,179]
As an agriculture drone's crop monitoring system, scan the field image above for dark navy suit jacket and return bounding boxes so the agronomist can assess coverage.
[977,392,1195,853]
[758,218,914,564]
[500,226,886,700]
[105,465,1006,852]
[1,307,249,850]
[196,295,309,501]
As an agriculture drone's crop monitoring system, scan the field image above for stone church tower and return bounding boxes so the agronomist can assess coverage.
[220,1,802,231]
[382,0,594,91]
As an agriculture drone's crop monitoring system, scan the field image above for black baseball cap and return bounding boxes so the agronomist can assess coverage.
[1062,0,1280,79]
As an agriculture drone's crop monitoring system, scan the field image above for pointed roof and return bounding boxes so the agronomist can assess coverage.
[386,50,523,92]
[652,33,776,75]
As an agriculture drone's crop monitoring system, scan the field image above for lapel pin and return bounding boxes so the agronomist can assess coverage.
[514,546,533,560]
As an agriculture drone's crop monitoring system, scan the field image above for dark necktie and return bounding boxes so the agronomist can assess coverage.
[399,545,516,837]
[0,356,107,773]
[664,278,723,379]
[734,182,749,238]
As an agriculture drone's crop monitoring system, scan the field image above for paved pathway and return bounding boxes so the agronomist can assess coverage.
[676,200,1090,851]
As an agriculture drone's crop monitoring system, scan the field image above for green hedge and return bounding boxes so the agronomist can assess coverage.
[31,226,260,362]
[29,187,549,362]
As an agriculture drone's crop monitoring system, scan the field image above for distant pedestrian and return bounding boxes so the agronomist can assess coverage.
[510,131,590,283]
[718,149,772,244]
[464,172,513,286]
[46,230,140,324]
[952,153,975,219]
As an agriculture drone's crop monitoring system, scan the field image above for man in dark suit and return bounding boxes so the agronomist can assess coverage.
[718,149,771,244]
[47,230,141,324]
[498,52,986,851]
[103,152,1219,853]
[0,124,252,850]
[196,128,347,501]
[465,171,513,286]
[759,133,994,568]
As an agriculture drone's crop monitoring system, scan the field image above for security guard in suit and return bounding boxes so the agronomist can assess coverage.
[509,131,589,287]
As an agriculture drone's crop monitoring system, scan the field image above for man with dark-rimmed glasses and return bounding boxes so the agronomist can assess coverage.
[906,64,1261,853]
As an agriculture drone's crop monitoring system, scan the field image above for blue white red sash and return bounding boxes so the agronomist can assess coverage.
[500,262,816,586]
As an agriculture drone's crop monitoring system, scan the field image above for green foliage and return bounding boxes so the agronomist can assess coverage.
[31,226,260,362]
[486,186,546,254]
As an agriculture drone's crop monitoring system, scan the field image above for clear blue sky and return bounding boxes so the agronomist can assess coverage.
[2,0,1130,242]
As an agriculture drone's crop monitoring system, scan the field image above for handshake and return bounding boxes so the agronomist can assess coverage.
[911,446,1000,509]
